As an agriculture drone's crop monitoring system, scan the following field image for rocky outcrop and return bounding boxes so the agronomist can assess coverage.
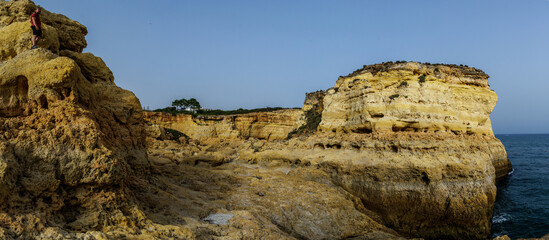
[0,1,148,238]
[0,0,87,55]
[318,61,511,180]
[1,1,513,239]
[0,21,59,60]
[0,48,147,238]
[145,137,404,239]
[144,109,304,141]
[302,90,325,114]
[145,62,512,240]
[319,62,496,135]
[232,133,505,239]
[288,62,510,239]
[288,90,325,137]
[1,2,405,239]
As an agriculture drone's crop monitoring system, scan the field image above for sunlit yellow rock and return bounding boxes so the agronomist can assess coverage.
[144,109,305,141]
[319,62,498,136]
[0,22,59,61]
[146,62,512,240]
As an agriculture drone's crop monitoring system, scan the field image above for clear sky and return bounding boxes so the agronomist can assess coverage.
[34,0,549,134]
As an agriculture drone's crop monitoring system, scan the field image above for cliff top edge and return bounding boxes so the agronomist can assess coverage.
[343,61,490,80]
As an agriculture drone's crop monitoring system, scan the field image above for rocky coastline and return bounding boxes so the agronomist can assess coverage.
[144,61,512,239]
[0,1,532,239]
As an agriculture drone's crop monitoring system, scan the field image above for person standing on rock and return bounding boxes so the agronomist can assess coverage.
[30,7,42,49]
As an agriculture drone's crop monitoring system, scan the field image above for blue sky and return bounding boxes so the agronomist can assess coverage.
[35,0,549,134]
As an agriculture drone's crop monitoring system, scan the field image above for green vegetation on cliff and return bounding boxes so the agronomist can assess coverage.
[152,98,298,116]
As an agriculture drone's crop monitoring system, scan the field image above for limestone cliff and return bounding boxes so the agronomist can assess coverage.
[1,1,513,239]
[318,62,511,181]
[0,1,148,238]
[320,62,496,135]
[143,109,304,141]
[0,0,87,60]
[0,1,408,239]
[145,62,512,240]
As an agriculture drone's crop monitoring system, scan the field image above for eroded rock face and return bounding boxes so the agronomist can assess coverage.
[0,0,87,54]
[0,1,148,238]
[144,136,405,240]
[145,62,512,240]
[302,90,325,114]
[1,1,513,239]
[317,62,511,182]
[0,21,59,60]
[319,62,497,135]
[224,133,505,239]
[2,2,401,239]
[144,109,305,141]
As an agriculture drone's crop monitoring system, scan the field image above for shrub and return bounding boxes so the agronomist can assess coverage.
[153,106,179,115]
[198,107,289,116]
[165,128,187,140]
[398,81,408,87]
[418,75,426,83]
[389,94,400,100]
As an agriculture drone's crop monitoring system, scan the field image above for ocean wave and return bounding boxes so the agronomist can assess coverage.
[493,213,512,223]
[508,168,515,176]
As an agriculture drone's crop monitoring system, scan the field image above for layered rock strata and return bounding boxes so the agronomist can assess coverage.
[146,62,512,239]
[0,1,148,238]
[1,1,513,239]
[319,62,511,181]
[319,62,496,135]
[0,1,411,239]
[143,109,304,141]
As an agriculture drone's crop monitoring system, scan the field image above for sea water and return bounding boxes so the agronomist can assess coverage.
[492,134,549,238]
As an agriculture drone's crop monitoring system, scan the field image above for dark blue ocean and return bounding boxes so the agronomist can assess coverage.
[492,134,549,238]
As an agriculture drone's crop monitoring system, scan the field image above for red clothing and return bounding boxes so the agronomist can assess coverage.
[30,12,41,27]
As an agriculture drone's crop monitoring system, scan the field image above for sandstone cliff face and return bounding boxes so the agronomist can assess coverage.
[1,2,403,239]
[145,62,512,240]
[0,1,148,238]
[1,1,514,239]
[237,133,505,239]
[144,109,304,141]
[312,62,511,238]
[0,21,59,60]
[0,0,87,55]
[318,62,511,181]
[319,62,496,135]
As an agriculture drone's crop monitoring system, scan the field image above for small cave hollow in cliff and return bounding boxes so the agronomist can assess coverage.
[0,75,29,117]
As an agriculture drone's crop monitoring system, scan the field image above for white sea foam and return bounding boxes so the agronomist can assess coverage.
[507,168,515,176]
[492,213,512,224]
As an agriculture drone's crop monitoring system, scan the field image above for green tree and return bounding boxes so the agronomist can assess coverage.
[171,98,188,111]
[187,98,201,111]
[171,98,201,111]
